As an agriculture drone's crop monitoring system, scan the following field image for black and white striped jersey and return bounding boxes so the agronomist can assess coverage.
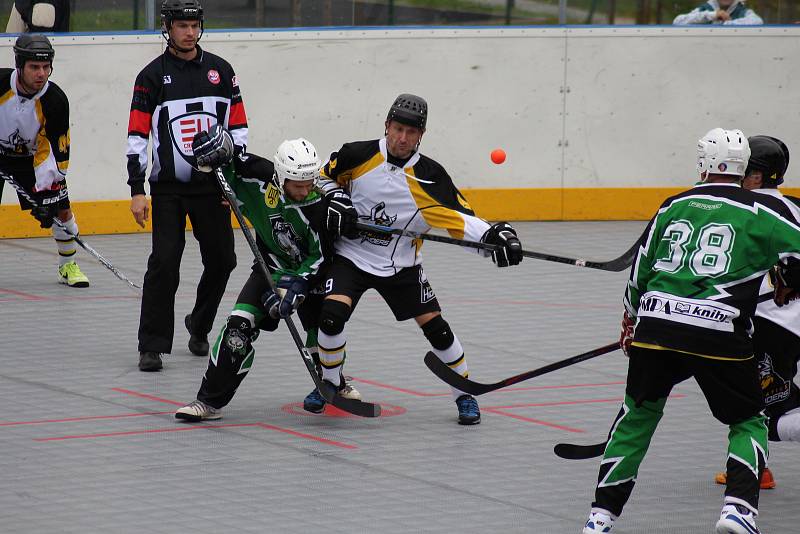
[0,68,69,192]
[126,46,248,196]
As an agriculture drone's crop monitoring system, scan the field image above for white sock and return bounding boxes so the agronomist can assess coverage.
[318,329,346,387]
[430,334,469,400]
[776,409,800,442]
[52,215,79,267]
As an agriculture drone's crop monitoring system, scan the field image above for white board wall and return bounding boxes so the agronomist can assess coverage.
[1,26,797,204]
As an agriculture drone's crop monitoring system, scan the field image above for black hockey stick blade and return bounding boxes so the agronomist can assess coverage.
[355,221,640,272]
[301,346,381,418]
[424,342,620,396]
[553,441,607,460]
[213,168,381,418]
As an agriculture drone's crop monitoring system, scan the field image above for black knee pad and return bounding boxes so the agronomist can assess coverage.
[421,315,454,351]
[223,315,259,358]
[319,300,352,336]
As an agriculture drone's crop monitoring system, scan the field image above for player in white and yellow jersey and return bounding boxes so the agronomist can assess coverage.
[308,93,524,424]
[0,34,88,287]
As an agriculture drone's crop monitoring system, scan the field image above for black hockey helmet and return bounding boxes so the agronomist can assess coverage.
[161,0,203,24]
[13,34,54,69]
[161,0,204,49]
[386,94,427,131]
[746,135,789,187]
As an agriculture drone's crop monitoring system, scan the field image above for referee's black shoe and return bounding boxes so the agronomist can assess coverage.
[185,314,209,356]
[139,351,163,372]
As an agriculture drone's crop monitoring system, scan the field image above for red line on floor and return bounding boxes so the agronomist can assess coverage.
[34,422,357,449]
[0,411,173,427]
[482,408,585,433]
[112,387,185,406]
[349,377,448,397]
[0,287,46,300]
[485,393,686,411]
[253,423,357,449]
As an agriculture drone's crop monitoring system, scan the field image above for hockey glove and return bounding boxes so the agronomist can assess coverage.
[481,222,523,267]
[31,183,66,228]
[262,289,281,320]
[326,189,359,239]
[192,125,234,172]
[770,259,800,307]
[276,275,309,318]
[620,311,635,357]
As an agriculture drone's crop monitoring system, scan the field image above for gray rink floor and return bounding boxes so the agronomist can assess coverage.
[0,221,797,534]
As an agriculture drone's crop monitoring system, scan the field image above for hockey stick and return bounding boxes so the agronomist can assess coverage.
[213,168,380,418]
[1,171,142,291]
[553,440,607,460]
[424,342,620,396]
[354,221,639,272]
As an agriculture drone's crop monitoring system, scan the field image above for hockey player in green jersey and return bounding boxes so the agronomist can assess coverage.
[583,128,800,534]
[174,129,344,421]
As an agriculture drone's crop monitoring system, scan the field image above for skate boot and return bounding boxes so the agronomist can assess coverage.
[583,510,614,533]
[58,261,89,288]
[456,394,481,425]
[175,400,221,422]
[715,504,760,534]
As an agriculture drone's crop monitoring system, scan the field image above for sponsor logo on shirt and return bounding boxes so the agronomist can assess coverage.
[208,69,220,85]
[688,201,722,211]
[232,75,239,87]
[168,110,215,161]
[163,75,172,84]
[638,291,738,332]
[265,183,280,208]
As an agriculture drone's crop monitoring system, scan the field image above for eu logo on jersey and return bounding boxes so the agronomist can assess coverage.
[265,183,280,208]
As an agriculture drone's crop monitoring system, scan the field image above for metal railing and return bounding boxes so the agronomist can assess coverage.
[1,0,796,33]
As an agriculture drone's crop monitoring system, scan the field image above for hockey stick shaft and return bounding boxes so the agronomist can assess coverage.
[1,171,141,291]
[213,168,380,418]
[355,221,638,272]
[424,342,620,396]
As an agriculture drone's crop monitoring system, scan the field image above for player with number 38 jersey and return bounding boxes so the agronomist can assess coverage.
[583,128,800,534]
[625,166,800,361]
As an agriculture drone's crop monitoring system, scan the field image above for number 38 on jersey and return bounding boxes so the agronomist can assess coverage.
[654,220,735,277]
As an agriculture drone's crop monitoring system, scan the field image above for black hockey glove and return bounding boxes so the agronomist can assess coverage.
[31,183,66,228]
[262,288,281,319]
[275,275,309,318]
[326,189,359,239]
[770,258,800,307]
[192,125,234,172]
[481,222,523,267]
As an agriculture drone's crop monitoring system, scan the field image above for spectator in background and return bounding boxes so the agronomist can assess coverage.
[674,0,763,25]
[6,1,70,33]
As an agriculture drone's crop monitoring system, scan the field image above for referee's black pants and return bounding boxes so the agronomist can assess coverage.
[138,193,236,354]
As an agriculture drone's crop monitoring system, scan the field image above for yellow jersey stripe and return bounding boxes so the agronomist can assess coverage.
[406,168,467,239]
[0,88,14,106]
[32,100,51,170]
[632,341,753,361]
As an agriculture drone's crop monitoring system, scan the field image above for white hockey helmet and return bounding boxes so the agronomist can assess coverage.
[697,128,751,179]
[273,138,322,188]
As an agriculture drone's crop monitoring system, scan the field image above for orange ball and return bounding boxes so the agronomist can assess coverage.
[490,148,506,164]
